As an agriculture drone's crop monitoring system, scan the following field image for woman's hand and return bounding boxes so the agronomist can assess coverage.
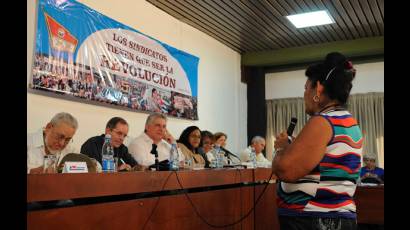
[274,131,290,152]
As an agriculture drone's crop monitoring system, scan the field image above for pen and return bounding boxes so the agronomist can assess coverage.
[120,158,126,165]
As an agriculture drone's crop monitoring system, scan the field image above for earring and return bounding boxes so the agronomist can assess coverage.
[313,95,320,102]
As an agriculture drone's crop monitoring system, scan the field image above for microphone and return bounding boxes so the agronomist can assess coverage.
[221,147,241,161]
[287,117,298,143]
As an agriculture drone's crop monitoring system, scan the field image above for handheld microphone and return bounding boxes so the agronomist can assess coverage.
[287,117,298,143]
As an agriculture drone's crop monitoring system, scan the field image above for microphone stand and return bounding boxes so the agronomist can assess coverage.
[150,144,159,171]
[221,147,241,164]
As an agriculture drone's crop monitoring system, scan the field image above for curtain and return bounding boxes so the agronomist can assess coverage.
[266,97,307,161]
[265,92,384,167]
[347,92,384,167]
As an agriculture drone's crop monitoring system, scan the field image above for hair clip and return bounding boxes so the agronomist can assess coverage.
[345,60,356,77]
[325,67,336,81]
[345,60,353,70]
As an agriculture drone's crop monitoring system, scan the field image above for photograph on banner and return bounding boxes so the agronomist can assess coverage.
[29,0,199,120]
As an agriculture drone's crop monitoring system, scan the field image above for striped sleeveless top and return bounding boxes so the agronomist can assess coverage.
[277,109,363,219]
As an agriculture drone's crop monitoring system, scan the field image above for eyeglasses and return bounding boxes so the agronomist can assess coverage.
[203,141,213,145]
[364,158,375,162]
[51,131,73,144]
[111,129,127,138]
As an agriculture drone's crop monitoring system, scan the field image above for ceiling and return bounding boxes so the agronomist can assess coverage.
[147,0,384,66]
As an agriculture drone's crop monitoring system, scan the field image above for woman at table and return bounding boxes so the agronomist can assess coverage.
[177,126,206,168]
[197,130,215,168]
[272,52,362,230]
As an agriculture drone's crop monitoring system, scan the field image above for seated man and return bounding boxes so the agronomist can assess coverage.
[239,136,270,165]
[81,117,141,171]
[27,112,78,174]
[128,113,184,167]
[360,153,384,184]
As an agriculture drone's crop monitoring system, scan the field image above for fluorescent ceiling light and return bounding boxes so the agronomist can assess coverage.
[286,10,334,28]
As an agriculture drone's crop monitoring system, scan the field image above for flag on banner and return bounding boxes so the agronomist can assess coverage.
[44,12,78,53]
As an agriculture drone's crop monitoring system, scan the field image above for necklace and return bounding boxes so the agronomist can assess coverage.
[317,103,344,114]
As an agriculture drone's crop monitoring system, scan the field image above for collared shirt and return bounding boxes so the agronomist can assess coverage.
[128,132,185,167]
[27,129,77,173]
[80,134,138,167]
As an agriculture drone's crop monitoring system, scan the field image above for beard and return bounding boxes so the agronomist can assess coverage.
[44,138,61,155]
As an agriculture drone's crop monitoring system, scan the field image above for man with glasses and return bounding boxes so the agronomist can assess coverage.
[360,153,384,184]
[27,112,78,174]
[81,117,140,171]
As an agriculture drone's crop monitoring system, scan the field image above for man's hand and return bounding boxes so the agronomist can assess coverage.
[29,166,57,174]
[163,130,176,144]
[118,163,132,171]
[29,166,44,174]
[132,164,147,171]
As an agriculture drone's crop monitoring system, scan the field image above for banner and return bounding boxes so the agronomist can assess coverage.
[30,0,199,120]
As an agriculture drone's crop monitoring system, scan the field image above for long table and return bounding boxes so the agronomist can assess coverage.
[27,169,383,229]
[354,185,385,225]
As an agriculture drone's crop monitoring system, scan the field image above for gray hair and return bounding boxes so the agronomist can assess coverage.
[251,136,265,144]
[50,112,78,130]
[145,113,167,126]
[363,153,377,160]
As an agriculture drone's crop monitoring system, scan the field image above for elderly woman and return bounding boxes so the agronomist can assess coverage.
[214,132,227,148]
[177,126,206,168]
[272,52,363,230]
[360,154,384,184]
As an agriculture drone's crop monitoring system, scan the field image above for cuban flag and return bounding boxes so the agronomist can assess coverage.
[44,12,78,53]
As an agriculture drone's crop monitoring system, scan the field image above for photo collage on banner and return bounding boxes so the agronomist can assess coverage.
[30,0,199,120]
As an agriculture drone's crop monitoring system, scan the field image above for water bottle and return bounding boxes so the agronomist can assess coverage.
[169,143,179,170]
[214,145,224,168]
[218,150,226,168]
[102,134,115,172]
[250,147,257,168]
[209,145,220,168]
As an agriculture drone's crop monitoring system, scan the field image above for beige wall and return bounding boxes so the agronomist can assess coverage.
[265,61,384,100]
[27,0,248,153]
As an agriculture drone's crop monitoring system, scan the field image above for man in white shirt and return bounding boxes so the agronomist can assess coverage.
[128,113,184,167]
[239,136,271,166]
[27,112,79,174]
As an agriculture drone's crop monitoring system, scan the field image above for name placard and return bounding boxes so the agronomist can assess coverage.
[63,161,89,173]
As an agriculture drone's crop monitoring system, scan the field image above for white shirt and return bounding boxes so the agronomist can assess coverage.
[128,132,184,167]
[239,146,271,163]
[27,129,78,173]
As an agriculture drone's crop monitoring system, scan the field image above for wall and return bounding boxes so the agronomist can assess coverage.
[265,61,384,167]
[265,61,384,99]
[27,0,247,153]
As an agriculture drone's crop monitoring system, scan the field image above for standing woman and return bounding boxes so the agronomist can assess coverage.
[177,126,206,168]
[273,52,363,230]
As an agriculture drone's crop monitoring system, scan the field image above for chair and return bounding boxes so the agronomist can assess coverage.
[57,153,97,173]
